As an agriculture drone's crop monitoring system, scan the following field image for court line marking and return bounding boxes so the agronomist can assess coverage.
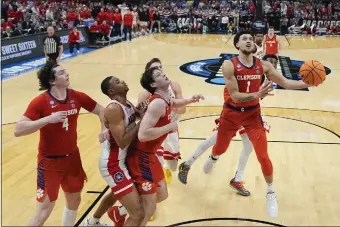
[180,137,340,145]
[180,114,340,140]
[74,186,110,227]
[166,217,286,227]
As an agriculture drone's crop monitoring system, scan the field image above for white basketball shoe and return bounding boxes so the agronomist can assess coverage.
[266,192,278,218]
[203,155,218,174]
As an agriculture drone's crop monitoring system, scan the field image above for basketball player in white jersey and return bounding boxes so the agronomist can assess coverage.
[253,32,265,59]
[138,58,185,185]
[132,7,139,37]
[178,54,278,196]
[83,76,148,226]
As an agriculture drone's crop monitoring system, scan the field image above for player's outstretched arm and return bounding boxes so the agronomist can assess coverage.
[14,112,67,137]
[138,99,177,142]
[223,61,271,102]
[172,94,204,108]
[105,104,140,149]
[262,60,310,89]
[171,81,186,114]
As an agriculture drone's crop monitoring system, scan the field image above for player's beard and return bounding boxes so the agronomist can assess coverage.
[240,48,252,56]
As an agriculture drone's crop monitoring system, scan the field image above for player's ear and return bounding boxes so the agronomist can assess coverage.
[150,82,157,88]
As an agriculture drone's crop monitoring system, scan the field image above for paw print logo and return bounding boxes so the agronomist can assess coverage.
[36,188,44,199]
[141,182,152,192]
[263,121,271,132]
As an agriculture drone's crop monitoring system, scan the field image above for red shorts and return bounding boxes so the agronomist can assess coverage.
[36,150,86,202]
[126,149,164,195]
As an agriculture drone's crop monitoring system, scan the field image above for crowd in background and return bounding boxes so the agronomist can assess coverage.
[1,0,340,39]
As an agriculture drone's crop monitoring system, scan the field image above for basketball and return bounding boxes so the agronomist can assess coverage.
[299,60,326,86]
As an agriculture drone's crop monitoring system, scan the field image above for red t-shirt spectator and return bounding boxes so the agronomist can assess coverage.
[80,10,92,19]
[123,13,133,26]
[100,23,110,36]
[113,12,122,24]
[67,11,78,22]
[68,31,80,44]
[90,23,100,32]
[98,11,107,23]
[2,21,14,30]
[106,11,114,25]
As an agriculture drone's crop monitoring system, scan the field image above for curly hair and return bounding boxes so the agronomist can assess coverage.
[37,60,59,90]
[233,30,254,50]
[140,66,159,94]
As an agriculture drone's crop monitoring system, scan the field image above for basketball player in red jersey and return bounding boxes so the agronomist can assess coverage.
[203,31,316,218]
[83,76,149,226]
[14,60,109,226]
[127,67,204,225]
[138,58,185,185]
[264,26,279,56]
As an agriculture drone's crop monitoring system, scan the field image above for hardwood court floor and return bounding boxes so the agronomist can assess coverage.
[2,34,340,226]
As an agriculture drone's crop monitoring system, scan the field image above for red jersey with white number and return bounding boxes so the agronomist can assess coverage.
[23,89,97,157]
[132,94,172,154]
[224,56,264,107]
[264,34,279,55]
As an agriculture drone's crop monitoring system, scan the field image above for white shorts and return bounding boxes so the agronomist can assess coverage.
[99,141,133,198]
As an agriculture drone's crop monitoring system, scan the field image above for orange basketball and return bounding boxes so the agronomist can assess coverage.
[299,60,326,86]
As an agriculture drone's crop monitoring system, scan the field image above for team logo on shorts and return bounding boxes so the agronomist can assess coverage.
[114,172,124,182]
[36,187,46,202]
[179,53,332,91]
[141,182,152,192]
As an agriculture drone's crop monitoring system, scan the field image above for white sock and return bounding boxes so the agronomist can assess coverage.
[118,206,127,216]
[234,134,253,182]
[62,206,77,226]
[186,131,217,166]
[268,183,275,193]
[88,215,100,225]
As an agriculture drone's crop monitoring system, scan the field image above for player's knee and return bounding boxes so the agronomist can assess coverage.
[144,202,156,218]
[65,193,81,210]
[157,189,168,203]
[129,204,145,221]
[35,204,54,224]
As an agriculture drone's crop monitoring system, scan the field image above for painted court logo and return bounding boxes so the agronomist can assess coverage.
[179,53,332,91]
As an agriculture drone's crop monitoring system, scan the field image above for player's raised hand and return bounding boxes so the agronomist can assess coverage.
[258,80,274,99]
[190,94,205,103]
[98,129,110,143]
[48,111,68,123]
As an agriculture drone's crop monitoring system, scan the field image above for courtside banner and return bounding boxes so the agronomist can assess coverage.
[1,26,89,65]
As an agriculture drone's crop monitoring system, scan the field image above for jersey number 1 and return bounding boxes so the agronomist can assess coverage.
[246,81,251,93]
[62,117,69,131]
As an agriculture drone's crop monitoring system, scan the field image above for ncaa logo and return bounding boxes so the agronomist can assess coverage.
[114,172,124,182]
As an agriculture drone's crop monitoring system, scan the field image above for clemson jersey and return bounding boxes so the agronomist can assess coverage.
[131,94,172,153]
[224,56,264,107]
[23,89,97,157]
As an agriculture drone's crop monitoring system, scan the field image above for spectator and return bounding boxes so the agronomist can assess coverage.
[68,26,80,54]
[43,26,63,62]
[123,7,133,41]
[100,20,110,41]
[2,26,14,38]
[113,8,122,37]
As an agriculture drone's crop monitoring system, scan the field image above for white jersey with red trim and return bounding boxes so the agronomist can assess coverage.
[100,100,136,166]
[169,82,180,123]
[254,43,264,59]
